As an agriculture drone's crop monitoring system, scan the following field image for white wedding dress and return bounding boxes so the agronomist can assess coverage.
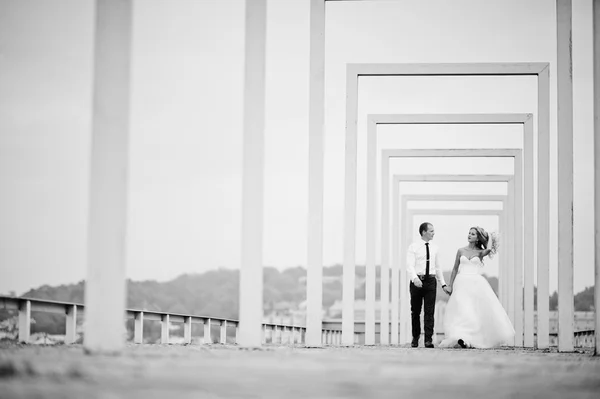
[439,255,515,348]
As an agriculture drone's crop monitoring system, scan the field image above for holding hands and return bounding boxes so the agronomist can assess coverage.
[443,285,452,295]
[412,277,423,288]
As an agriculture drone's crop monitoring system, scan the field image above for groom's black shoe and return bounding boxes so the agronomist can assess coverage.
[411,339,419,348]
[457,339,467,349]
[424,341,434,348]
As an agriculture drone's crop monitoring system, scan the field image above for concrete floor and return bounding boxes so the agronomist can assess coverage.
[0,343,599,399]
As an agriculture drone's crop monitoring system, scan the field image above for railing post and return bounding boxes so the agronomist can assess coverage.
[184,316,192,344]
[204,318,212,344]
[134,312,144,344]
[65,305,77,344]
[18,300,31,343]
[220,320,227,344]
[161,314,170,344]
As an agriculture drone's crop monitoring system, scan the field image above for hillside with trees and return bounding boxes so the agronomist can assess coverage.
[1,265,593,338]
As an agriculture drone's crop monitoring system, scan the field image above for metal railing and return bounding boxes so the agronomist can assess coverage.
[0,296,305,345]
[2,296,595,348]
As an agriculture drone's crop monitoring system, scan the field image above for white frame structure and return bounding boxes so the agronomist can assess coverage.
[78,0,586,353]
[399,194,509,345]
[403,208,506,345]
[381,149,527,347]
[339,64,550,349]
[392,175,517,346]
[400,194,509,303]
[365,113,534,347]
[307,0,585,351]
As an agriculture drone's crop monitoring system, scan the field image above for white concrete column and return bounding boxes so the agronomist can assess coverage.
[365,118,377,346]
[134,312,144,344]
[390,179,399,344]
[84,0,133,354]
[342,66,359,346]
[593,0,600,357]
[524,117,535,348]
[238,0,267,348]
[537,66,552,349]
[515,153,524,347]
[220,320,228,344]
[65,305,77,344]
[204,319,212,344]
[507,181,516,335]
[399,198,410,344]
[557,0,575,352]
[184,316,192,344]
[499,211,506,310]
[18,300,31,343]
[161,315,170,344]
[306,0,326,348]
[379,157,390,345]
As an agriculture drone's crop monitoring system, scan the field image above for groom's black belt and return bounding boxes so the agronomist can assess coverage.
[417,274,435,280]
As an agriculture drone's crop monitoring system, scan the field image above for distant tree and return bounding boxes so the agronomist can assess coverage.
[549,291,558,311]
[10,266,594,335]
[574,286,594,311]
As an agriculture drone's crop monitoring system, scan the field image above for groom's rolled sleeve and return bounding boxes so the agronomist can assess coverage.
[434,248,446,286]
[406,243,418,282]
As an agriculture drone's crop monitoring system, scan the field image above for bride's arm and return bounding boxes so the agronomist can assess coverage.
[479,237,495,259]
[480,248,492,258]
[448,250,462,291]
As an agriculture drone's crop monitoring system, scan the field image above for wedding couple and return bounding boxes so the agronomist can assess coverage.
[406,222,514,349]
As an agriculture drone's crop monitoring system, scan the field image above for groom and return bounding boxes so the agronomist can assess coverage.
[406,222,450,348]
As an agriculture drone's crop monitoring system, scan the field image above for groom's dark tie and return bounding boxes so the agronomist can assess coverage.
[425,242,430,276]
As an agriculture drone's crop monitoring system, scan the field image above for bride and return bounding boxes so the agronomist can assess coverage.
[439,226,514,349]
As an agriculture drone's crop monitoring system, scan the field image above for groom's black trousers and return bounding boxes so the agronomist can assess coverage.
[409,276,437,343]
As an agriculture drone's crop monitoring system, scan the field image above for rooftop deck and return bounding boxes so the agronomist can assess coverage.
[1,343,598,399]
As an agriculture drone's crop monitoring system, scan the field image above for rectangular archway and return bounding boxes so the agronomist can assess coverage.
[364,113,534,346]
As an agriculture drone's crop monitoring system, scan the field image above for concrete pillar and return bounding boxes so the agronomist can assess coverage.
[306,0,325,348]
[161,315,170,344]
[184,316,192,344]
[238,0,267,348]
[65,305,77,344]
[379,157,390,345]
[134,312,144,344]
[365,119,377,346]
[557,0,575,352]
[507,181,516,335]
[204,319,212,344]
[220,320,227,344]
[390,180,400,344]
[537,68,552,349]
[593,0,600,357]
[84,0,133,354]
[514,153,524,347]
[18,300,30,343]
[524,117,535,348]
[342,66,358,346]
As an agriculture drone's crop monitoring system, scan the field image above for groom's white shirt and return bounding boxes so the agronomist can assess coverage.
[406,239,447,286]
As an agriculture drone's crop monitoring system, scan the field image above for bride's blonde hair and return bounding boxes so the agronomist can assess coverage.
[471,226,499,257]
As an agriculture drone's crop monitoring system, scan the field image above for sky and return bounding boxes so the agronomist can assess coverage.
[0,0,595,296]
